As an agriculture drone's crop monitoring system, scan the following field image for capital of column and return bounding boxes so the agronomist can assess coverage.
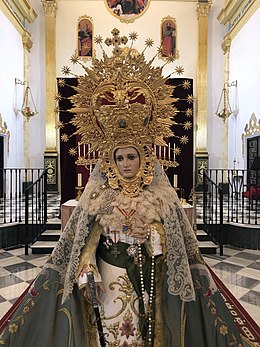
[22,31,33,52]
[221,35,231,54]
[197,1,212,19]
[42,0,57,17]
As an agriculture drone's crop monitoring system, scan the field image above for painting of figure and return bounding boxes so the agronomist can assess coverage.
[105,0,150,23]
[161,17,178,59]
[78,17,93,58]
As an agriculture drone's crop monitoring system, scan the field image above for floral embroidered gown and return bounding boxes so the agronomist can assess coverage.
[0,168,247,347]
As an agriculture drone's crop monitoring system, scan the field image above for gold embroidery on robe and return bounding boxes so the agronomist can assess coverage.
[76,222,102,277]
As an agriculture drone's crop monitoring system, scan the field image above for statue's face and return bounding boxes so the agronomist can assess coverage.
[115,147,140,179]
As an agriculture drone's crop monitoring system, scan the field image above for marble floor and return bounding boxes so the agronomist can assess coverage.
[0,245,259,328]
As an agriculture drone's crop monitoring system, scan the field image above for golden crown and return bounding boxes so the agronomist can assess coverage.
[57,28,188,196]
[69,28,175,151]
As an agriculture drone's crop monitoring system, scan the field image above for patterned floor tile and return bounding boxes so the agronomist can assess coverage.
[0,282,29,301]
[228,274,259,289]
[236,267,260,281]
[0,268,11,278]
[240,290,260,307]
[0,295,6,303]
[14,268,41,282]
[223,283,250,300]
[0,274,23,289]
[0,252,13,259]
[234,252,260,261]
[212,262,243,273]
[248,261,260,271]
[224,256,255,267]
[3,262,36,274]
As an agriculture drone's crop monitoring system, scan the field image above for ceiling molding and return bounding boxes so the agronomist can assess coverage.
[0,0,37,36]
[218,0,260,41]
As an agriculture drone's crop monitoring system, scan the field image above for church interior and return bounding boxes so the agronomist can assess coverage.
[0,0,259,343]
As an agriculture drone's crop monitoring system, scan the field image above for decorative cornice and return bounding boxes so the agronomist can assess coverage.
[218,0,260,40]
[41,0,57,17]
[197,1,212,19]
[13,0,37,22]
[0,0,37,35]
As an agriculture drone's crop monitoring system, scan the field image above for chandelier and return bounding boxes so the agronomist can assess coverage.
[215,80,237,122]
[15,78,38,121]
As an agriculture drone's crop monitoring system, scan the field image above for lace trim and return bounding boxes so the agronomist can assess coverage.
[51,161,198,303]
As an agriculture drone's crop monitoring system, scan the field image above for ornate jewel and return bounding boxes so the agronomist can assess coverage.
[66,28,176,196]
[117,207,136,234]
[126,244,138,257]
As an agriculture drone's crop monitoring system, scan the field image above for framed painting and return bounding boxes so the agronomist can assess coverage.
[104,0,151,23]
[77,16,93,60]
[160,16,179,60]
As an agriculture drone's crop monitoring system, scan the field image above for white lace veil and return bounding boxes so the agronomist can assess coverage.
[51,161,198,303]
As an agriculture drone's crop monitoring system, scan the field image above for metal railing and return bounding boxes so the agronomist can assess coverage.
[203,171,224,255]
[24,170,47,255]
[0,168,46,224]
[204,169,260,225]
[0,169,48,254]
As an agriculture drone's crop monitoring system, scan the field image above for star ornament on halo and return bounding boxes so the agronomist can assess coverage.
[175,66,184,75]
[55,121,64,129]
[183,121,192,130]
[54,93,62,102]
[187,94,195,104]
[57,78,66,87]
[70,52,79,65]
[69,148,77,156]
[62,66,71,76]
[145,38,154,47]
[94,35,103,44]
[180,135,189,145]
[54,107,60,115]
[182,80,191,89]
[61,134,69,142]
[185,108,193,117]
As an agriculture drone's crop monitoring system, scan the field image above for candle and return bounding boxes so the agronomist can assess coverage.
[173,174,178,188]
[78,142,81,157]
[168,142,171,160]
[173,143,176,161]
[159,145,161,159]
[77,173,82,187]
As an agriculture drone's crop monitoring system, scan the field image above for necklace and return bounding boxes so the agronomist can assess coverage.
[117,207,139,257]
[117,207,136,234]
